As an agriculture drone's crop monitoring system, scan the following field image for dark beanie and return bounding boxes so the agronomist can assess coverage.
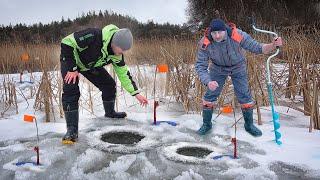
[111,28,133,51]
[209,19,226,31]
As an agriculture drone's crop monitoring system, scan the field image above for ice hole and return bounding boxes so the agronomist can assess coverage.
[100,131,145,145]
[176,146,213,158]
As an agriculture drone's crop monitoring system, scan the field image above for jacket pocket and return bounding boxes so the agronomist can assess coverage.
[209,48,224,66]
[229,51,241,66]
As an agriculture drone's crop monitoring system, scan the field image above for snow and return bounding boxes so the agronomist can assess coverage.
[174,169,205,180]
[0,70,320,179]
[221,166,277,180]
[0,143,25,152]
[3,158,46,173]
[69,152,160,179]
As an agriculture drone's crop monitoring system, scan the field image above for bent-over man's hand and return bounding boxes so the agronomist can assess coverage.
[64,71,79,84]
[135,94,148,107]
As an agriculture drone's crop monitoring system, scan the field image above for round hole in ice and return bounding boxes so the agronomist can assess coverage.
[100,131,145,145]
[176,146,213,158]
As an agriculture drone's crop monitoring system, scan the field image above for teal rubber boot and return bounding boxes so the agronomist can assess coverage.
[242,108,262,137]
[197,107,213,135]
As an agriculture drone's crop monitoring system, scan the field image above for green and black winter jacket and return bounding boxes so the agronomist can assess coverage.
[60,24,139,96]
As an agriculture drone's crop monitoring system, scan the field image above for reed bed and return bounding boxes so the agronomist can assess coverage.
[0,25,319,129]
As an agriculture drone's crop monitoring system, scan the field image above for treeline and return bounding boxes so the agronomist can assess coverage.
[0,10,191,44]
[187,0,320,31]
[2,1,319,44]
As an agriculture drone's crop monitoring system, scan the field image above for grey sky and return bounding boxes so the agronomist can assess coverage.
[0,0,188,26]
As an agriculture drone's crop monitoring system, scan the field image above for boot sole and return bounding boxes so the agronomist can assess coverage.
[104,116,127,119]
[197,128,212,135]
[247,132,262,137]
[62,139,76,145]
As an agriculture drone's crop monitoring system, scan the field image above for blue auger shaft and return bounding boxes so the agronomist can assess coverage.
[267,84,276,118]
[250,18,281,145]
[267,83,281,144]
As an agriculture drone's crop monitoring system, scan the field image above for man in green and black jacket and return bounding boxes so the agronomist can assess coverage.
[60,24,148,143]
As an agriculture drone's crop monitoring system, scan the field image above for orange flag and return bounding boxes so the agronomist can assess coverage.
[21,52,30,62]
[24,114,35,122]
[221,105,233,113]
[156,64,169,73]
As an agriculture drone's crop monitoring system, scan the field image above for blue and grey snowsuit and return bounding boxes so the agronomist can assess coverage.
[195,28,263,105]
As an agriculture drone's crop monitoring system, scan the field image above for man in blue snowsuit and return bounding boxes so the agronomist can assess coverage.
[195,19,283,136]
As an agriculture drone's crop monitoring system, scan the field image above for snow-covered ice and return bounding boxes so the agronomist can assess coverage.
[0,71,320,179]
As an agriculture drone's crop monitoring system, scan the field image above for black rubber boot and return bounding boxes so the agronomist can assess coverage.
[62,105,79,143]
[103,101,127,118]
[242,108,262,137]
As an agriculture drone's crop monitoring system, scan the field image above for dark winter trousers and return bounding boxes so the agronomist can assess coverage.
[61,66,116,111]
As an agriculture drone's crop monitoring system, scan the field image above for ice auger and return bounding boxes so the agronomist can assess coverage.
[250,18,282,145]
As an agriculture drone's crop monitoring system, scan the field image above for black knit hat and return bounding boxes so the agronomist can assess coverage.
[209,19,226,31]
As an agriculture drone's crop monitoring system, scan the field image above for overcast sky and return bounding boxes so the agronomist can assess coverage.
[0,0,188,26]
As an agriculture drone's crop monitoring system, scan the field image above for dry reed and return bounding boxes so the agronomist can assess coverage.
[0,25,319,129]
